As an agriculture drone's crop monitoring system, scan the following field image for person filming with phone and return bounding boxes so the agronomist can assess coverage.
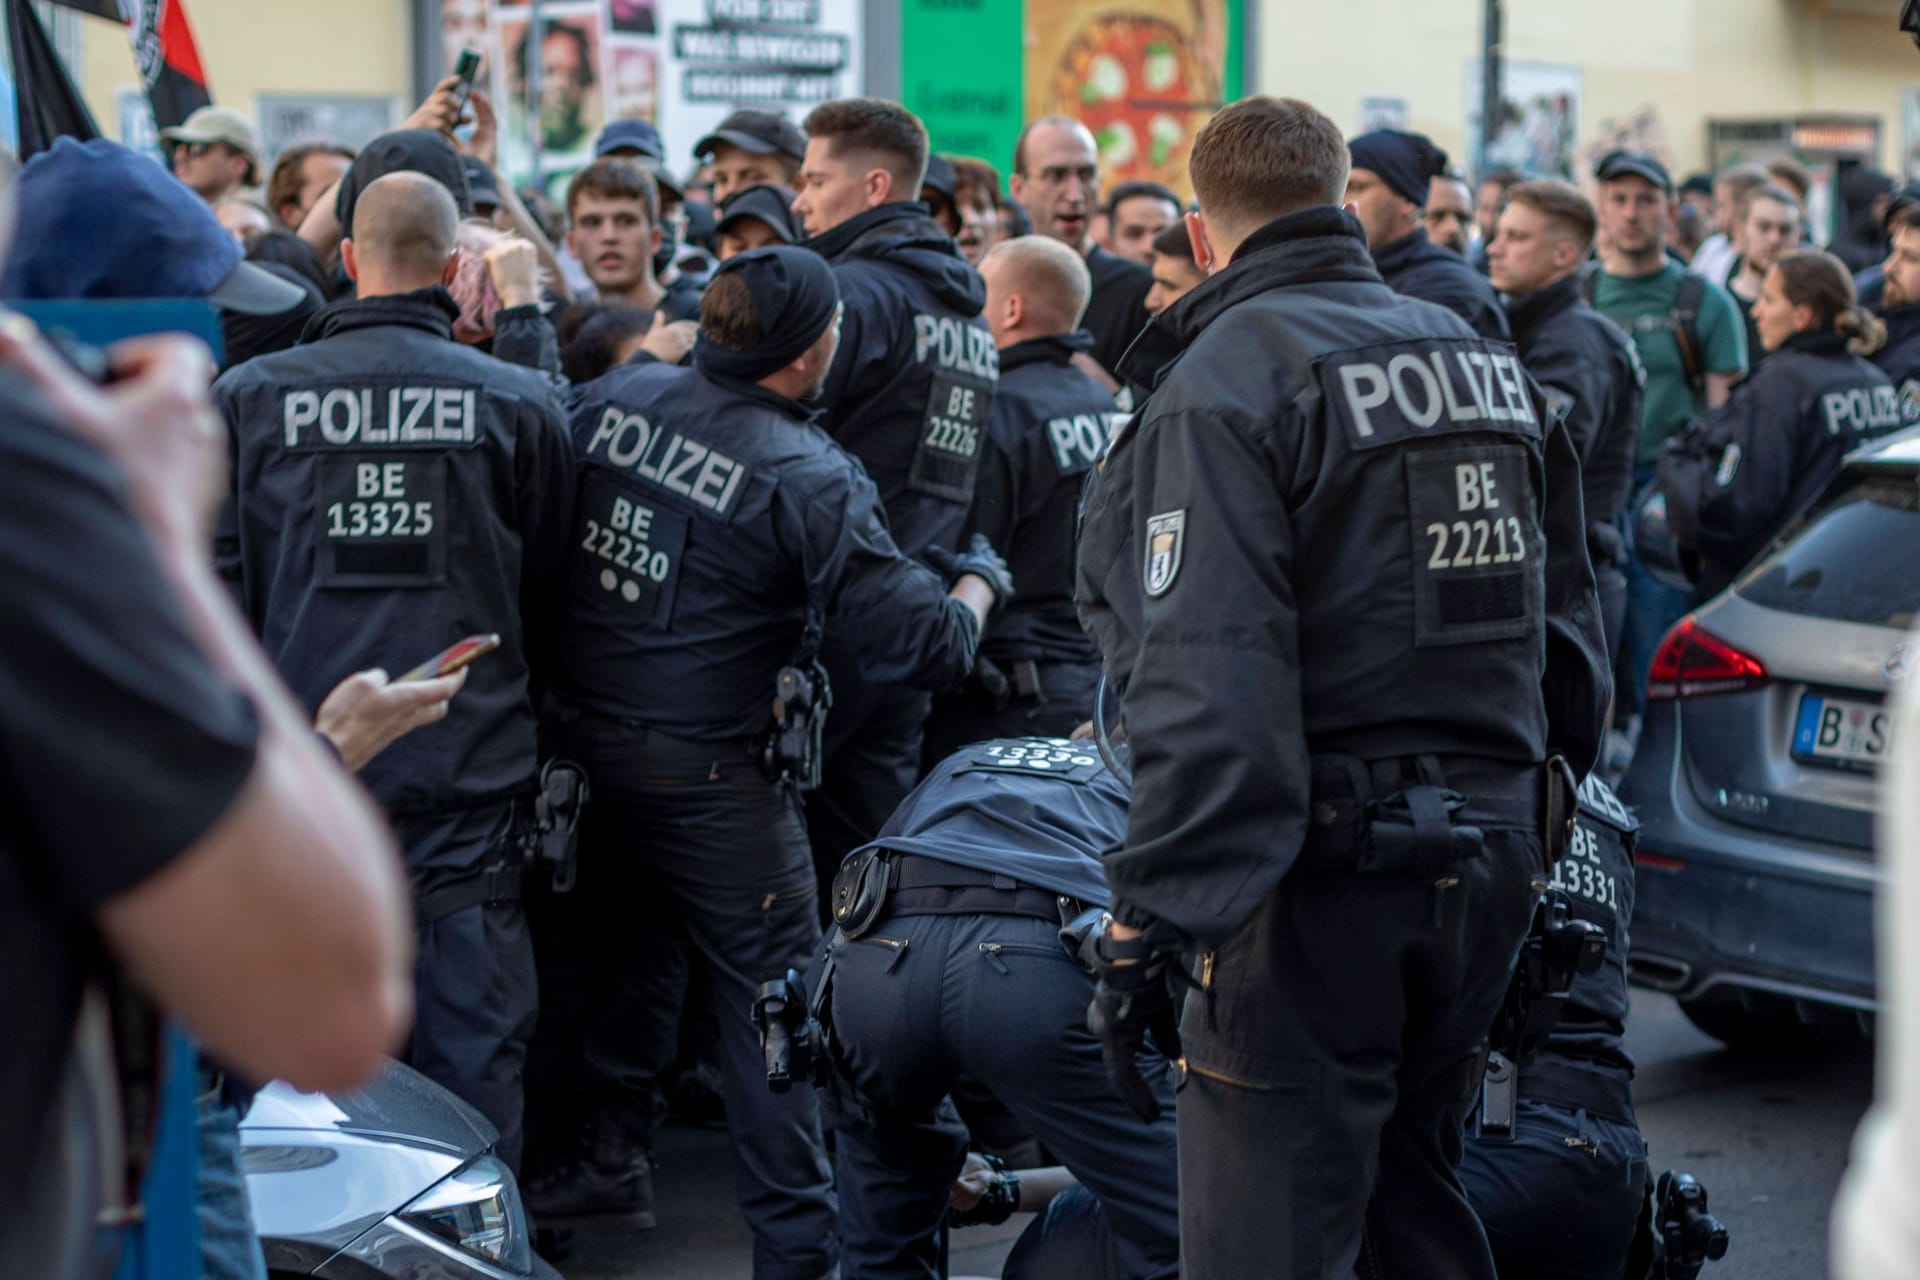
[212,170,576,1172]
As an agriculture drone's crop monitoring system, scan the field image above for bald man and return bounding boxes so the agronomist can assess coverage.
[1011,115,1153,387]
[924,235,1124,762]
[213,170,576,1169]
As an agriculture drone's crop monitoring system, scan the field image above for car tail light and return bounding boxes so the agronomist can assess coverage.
[1646,617,1768,701]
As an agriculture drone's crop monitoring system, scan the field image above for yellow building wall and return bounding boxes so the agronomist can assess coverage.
[1259,0,1920,176]
[75,0,413,145]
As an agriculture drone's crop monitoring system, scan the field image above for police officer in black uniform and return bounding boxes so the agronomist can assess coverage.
[1075,97,1608,1280]
[1661,249,1901,601]
[213,173,576,1170]
[1460,774,1649,1279]
[1490,179,1645,661]
[537,246,1010,1279]
[816,738,1178,1280]
[1347,128,1511,342]
[924,235,1121,765]
[792,97,1001,874]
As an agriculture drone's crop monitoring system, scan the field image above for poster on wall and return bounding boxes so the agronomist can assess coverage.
[904,0,1242,199]
[1904,87,1920,181]
[433,0,859,203]
[1464,59,1580,179]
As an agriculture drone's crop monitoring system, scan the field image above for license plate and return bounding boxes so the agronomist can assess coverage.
[1792,693,1891,768]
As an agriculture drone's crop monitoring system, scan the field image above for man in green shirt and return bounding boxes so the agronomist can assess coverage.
[1588,150,1748,751]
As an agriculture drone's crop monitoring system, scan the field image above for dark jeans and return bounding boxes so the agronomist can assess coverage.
[195,1090,266,1280]
[1459,1099,1648,1279]
[1618,468,1693,719]
[1175,826,1539,1280]
[395,803,539,1173]
[807,637,934,892]
[830,911,1179,1280]
[546,711,837,1280]
[1003,1183,1121,1280]
[921,657,1102,771]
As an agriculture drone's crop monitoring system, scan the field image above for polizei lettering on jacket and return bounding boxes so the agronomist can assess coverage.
[585,405,746,516]
[1821,384,1904,437]
[283,386,477,447]
[913,313,1000,380]
[1321,340,1540,450]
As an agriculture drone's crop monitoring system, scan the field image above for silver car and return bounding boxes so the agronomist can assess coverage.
[241,1060,555,1278]
[1623,431,1920,1049]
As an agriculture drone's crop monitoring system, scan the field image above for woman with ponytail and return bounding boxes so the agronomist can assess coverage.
[1658,248,1905,599]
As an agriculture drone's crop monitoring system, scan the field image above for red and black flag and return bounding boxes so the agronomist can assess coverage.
[43,0,211,129]
[8,0,102,158]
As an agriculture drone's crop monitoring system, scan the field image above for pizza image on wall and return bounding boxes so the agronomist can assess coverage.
[1027,0,1228,198]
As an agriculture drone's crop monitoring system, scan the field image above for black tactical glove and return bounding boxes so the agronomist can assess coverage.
[948,1153,1020,1228]
[925,533,1014,612]
[1086,925,1182,1123]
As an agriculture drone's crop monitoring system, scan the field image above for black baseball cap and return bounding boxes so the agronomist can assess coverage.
[715,183,800,245]
[462,157,503,211]
[921,154,957,206]
[694,109,806,165]
[1594,150,1672,194]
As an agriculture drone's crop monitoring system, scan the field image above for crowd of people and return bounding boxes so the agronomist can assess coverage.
[4,57,1909,1280]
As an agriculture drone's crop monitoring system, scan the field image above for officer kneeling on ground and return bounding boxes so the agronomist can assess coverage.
[762,736,1178,1280]
[214,171,575,1170]
[534,245,1011,1279]
[1074,96,1609,1279]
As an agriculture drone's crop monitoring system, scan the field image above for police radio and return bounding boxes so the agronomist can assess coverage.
[761,662,832,790]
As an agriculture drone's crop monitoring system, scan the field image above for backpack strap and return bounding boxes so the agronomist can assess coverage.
[1670,273,1710,397]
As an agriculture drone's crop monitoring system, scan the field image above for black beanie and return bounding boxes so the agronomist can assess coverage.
[693,246,841,382]
[1347,129,1448,208]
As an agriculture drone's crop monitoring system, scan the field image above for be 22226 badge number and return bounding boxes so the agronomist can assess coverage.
[1144,509,1185,597]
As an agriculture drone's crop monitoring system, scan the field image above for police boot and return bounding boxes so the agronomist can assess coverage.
[522,1114,657,1232]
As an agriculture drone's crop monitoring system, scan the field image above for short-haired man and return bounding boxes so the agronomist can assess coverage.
[1104,180,1181,266]
[795,97,1003,871]
[1145,220,1206,315]
[1871,200,1920,402]
[1723,182,1802,366]
[535,246,1005,1270]
[1490,179,1645,660]
[1010,115,1153,383]
[1425,170,1475,257]
[595,120,704,319]
[1346,128,1509,339]
[924,235,1119,762]
[567,158,699,319]
[696,107,807,204]
[213,172,577,1171]
[1074,94,1605,1279]
[162,105,259,206]
[1589,149,1747,734]
[1688,162,1769,285]
[267,142,355,230]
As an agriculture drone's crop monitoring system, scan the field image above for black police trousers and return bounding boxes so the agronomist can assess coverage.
[394,802,540,1174]
[921,657,1102,771]
[541,711,838,1280]
[1459,1097,1648,1280]
[1174,823,1539,1280]
[830,909,1180,1280]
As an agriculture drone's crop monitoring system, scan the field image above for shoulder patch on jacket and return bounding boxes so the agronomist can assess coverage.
[1144,509,1186,597]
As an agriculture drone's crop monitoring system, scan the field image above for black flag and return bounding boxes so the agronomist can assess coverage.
[7,0,102,159]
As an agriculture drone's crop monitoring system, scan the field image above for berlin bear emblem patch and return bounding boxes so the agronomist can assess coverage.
[1144,509,1186,597]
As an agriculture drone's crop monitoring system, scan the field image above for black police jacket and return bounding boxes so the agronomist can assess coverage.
[813,202,998,561]
[966,331,1119,667]
[213,287,575,815]
[1508,275,1645,567]
[1372,226,1512,342]
[1661,330,1901,599]
[1537,774,1637,1081]
[557,361,982,741]
[1082,245,1154,382]
[858,737,1128,907]
[1079,207,1608,949]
